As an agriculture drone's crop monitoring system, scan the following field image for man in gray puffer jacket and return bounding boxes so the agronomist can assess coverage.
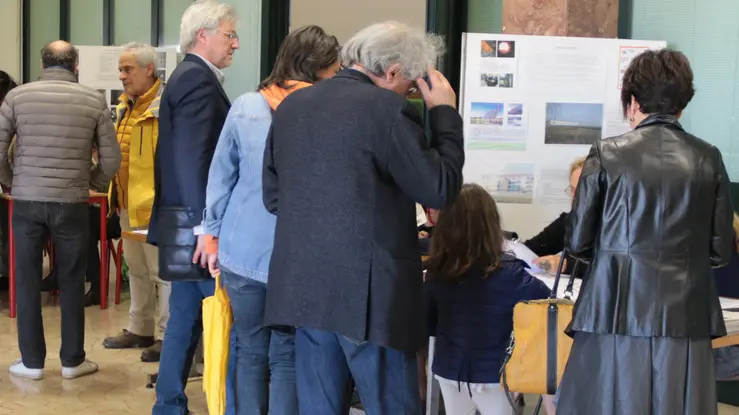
[0,40,121,381]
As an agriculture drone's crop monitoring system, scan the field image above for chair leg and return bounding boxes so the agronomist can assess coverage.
[115,240,123,305]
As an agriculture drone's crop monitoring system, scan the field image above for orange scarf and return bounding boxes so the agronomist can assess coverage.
[204,80,313,256]
[259,81,313,110]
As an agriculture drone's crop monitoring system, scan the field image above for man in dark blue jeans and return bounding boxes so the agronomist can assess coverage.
[0,40,121,380]
[261,23,464,415]
[148,3,238,414]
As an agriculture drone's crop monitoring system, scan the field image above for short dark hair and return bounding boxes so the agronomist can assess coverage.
[426,184,505,280]
[258,25,340,90]
[621,49,695,117]
[41,42,78,72]
[0,71,18,103]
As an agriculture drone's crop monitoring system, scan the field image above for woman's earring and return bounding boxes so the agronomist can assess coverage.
[629,117,635,122]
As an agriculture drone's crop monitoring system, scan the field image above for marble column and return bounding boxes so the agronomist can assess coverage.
[502,0,619,38]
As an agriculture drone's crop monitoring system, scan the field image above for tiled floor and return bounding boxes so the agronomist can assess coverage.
[0,286,737,415]
[0,289,208,415]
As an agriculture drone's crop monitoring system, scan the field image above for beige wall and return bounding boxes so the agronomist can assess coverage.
[290,0,427,43]
[0,0,21,81]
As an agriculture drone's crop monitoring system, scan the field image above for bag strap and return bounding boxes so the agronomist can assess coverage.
[548,248,569,299]
[214,271,223,292]
[501,365,525,415]
[564,260,581,300]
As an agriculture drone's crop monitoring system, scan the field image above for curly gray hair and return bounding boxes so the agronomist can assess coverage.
[341,21,444,80]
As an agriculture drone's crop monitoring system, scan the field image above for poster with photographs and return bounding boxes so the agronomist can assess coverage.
[76,45,178,124]
[479,39,517,89]
[458,33,666,238]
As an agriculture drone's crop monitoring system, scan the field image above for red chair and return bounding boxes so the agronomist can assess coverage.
[48,238,124,303]
[107,239,124,304]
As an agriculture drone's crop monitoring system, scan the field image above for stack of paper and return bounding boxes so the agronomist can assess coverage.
[722,311,739,335]
[720,297,739,311]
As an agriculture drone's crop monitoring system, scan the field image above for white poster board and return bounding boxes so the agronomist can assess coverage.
[459,34,666,239]
[75,45,178,122]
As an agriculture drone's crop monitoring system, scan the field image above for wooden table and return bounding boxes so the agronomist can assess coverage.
[121,230,147,243]
[714,333,739,348]
[2,192,109,318]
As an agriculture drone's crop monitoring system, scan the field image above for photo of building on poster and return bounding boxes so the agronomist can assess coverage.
[467,102,527,150]
[481,162,535,204]
[544,102,604,145]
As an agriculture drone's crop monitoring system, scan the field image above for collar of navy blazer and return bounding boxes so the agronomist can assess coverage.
[334,68,375,85]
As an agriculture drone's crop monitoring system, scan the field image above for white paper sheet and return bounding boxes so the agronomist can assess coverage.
[530,273,581,298]
[503,239,543,272]
[722,311,739,335]
[416,204,428,227]
[720,297,739,310]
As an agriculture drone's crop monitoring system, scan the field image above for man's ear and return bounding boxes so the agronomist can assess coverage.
[384,63,403,83]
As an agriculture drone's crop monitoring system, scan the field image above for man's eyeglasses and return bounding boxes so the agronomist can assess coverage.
[217,30,239,41]
[406,81,419,96]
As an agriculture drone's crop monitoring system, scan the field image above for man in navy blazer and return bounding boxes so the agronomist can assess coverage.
[148,2,239,414]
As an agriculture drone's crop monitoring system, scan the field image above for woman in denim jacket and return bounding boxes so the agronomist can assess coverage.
[202,26,340,415]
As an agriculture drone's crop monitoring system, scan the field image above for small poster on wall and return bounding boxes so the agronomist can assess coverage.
[458,33,666,238]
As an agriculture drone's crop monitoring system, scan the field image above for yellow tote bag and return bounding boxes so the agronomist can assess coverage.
[501,251,580,404]
[202,272,233,415]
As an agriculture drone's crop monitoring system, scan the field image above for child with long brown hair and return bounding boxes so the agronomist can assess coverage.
[425,184,549,414]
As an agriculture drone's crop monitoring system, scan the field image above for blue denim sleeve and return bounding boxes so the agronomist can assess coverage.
[204,110,240,236]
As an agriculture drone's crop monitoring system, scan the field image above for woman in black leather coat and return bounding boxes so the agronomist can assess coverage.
[557,49,733,415]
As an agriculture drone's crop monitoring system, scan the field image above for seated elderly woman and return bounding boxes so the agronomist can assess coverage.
[524,156,586,277]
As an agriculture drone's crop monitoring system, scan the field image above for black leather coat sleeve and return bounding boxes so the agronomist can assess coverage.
[710,147,734,268]
[566,143,604,262]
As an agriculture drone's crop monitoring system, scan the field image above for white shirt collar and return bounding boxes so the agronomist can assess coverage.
[188,53,225,85]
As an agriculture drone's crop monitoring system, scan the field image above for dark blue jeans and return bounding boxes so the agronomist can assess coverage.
[153,279,236,415]
[295,327,421,415]
[14,201,88,368]
[222,270,297,415]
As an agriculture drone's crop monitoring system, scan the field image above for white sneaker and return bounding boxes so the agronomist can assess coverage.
[9,359,44,380]
[61,359,98,379]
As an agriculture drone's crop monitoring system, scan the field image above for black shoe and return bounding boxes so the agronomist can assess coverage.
[84,290,100,307]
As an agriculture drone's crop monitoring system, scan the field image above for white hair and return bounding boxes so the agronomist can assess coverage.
[179,1,237,53]
[342,21,444,80]
[120,42,157,71]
